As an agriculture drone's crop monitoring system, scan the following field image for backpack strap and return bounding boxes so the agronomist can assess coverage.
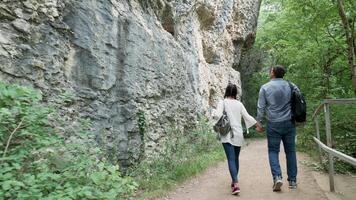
[287,81,295,102]
[287,81,294,93]
[223,100,226,114]
[287,81,295,122]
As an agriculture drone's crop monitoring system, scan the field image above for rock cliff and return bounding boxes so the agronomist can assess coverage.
[0,0,261,167]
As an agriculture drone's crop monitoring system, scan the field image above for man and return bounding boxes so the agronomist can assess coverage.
[256,65,298,191]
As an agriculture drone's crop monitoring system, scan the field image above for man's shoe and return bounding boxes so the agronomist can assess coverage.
[289,180,297,189]
[273,177,283,192]
[232,185,240,195]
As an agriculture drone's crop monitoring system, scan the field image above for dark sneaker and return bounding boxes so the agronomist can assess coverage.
[289,180,297,189]
[273,177,283,192]
[232,185,240,195]
[230,183,234,189]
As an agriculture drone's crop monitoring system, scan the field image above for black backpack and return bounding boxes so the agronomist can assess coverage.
[288,82,306,123]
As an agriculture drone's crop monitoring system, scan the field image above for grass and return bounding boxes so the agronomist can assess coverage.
[131,145,225,200]
[127,116,227,200]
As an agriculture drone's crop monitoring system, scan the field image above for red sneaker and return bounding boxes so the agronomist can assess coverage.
[232,185,240,195]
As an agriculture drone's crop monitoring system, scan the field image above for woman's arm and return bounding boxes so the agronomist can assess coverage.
[212,100,224,120]
[241,103,257,129]
[241,103,264,133]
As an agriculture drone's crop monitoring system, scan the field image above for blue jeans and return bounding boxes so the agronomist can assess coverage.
[267,120,297,181]
[222,143,241,183]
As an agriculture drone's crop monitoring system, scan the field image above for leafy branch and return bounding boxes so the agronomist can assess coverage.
[2,119,24,159]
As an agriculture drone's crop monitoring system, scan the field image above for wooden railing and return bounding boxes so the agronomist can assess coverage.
[312,98,356,192]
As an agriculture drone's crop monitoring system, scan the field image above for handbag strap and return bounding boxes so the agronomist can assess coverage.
[223,100,227,114]
[223,100,233,138]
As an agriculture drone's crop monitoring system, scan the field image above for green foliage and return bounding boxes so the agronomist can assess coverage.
[250,0,356,173]
[0,82,137,199]
[138,111,146,136]
[129,116,225,199]
[243,69,270,117]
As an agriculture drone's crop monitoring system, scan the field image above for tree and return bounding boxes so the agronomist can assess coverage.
[248,0,356,173]
[336,0,356,95]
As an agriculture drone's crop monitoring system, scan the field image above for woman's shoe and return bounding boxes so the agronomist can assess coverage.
[232,185,240,195]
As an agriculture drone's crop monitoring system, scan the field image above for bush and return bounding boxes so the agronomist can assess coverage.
[0,82,137,199]
[297,104,356,173]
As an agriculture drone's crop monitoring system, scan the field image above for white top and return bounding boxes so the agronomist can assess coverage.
[212,99,257,147]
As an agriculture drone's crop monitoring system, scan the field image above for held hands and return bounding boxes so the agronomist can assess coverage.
[255,122,264,133]
[256,126,264,133]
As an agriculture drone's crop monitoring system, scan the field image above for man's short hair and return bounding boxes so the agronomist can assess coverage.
[271,65,286,78]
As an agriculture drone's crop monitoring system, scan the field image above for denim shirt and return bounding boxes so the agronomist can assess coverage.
[257,78,292,123]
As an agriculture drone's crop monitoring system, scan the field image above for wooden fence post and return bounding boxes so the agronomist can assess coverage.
[324,103,335,192]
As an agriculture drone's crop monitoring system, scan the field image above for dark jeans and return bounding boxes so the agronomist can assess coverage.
[267,120,297,181]
[222,143,241,183]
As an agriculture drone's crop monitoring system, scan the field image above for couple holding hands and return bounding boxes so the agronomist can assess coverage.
[212,66,298,195]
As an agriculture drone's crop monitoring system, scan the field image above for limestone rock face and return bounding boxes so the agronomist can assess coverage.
[0,0,261,167]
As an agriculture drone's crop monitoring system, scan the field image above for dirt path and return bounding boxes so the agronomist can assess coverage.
[158,139,328,200]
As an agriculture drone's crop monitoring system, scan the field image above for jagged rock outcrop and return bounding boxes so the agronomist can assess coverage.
[0,0,261,167]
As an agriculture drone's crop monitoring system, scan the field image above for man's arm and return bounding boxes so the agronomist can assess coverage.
[256,87,267,123]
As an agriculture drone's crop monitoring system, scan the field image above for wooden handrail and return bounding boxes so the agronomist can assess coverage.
[313,137,356,166]
[312,98,356,120]
[323,98,356,104]
[312,104,325,120]
[312,98,356,192]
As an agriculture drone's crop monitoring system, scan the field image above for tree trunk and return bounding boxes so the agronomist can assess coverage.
[336,0,356,96]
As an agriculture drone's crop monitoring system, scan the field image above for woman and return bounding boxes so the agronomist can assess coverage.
[213,83,263,195]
